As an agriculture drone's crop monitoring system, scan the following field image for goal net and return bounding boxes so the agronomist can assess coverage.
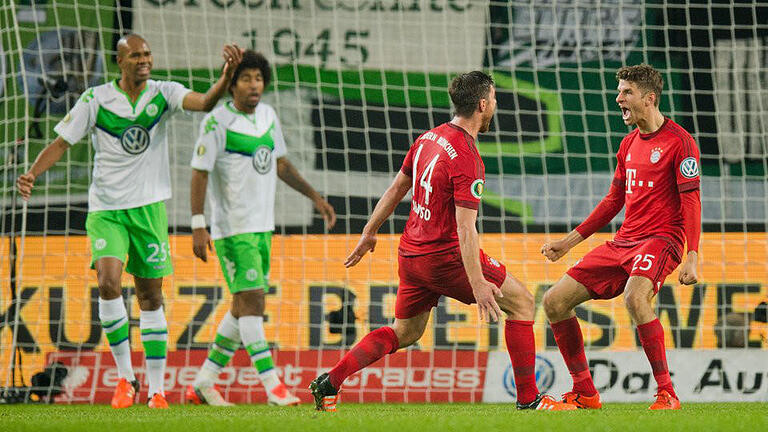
[1,0,766,404]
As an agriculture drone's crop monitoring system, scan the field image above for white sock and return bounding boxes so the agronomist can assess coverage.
[140,306,168,397]
[239,315,280,392]
[99,297,135,382]
[195,311,241,388]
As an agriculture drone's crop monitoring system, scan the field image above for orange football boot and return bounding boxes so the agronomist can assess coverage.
[148,393,170,409]
[562,391,603,409]
[649,390,681,410]
[517,394,577,411]
[110,378,139,409]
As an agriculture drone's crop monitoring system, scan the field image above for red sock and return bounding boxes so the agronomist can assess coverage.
[328,326,399,390]
[637,319,676,398]
[504,320,539,404]
[551,317,597,396]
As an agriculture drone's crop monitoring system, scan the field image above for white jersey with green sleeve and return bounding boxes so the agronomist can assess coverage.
[53,79,191,211]
[191,101,288,240]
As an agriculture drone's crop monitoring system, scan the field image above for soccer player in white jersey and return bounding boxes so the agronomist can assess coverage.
[185,51,336,406]
[16,34,243,409]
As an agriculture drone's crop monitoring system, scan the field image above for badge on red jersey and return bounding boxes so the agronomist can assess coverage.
[471,179,484,199]
[680,157,699,178]
[650,147,663,164]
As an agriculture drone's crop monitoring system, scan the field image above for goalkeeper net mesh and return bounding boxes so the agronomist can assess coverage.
[1,0,766,403]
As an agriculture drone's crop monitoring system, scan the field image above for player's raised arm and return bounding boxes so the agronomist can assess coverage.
[182,43,244,112]
[276,157,336,229]
[344,171,411,268]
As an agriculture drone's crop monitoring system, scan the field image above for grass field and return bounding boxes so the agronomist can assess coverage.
[1,403,766,432]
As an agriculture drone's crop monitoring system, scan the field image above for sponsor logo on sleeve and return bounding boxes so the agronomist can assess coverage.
[204,116,218,134]
[196,145,206,156]
[470,179,484,199]
[680,157,699,179]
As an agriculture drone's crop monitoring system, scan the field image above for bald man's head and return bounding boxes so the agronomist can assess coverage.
[116,34,148,58]
[116,34,152,84]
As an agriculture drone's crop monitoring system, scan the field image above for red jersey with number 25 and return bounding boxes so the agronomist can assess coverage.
[612,118,700,249]
[398,123,485,256]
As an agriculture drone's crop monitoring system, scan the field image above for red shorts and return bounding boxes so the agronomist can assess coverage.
[395,248,507,319]
[566,237,682,300]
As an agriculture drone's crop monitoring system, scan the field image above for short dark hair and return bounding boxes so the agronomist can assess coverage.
[230,50,272,91]
[449,71,494,118]
[616,64,663,106]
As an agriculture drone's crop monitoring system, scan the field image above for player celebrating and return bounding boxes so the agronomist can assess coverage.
[185,50,336,407]
[309,71,575,412]
[541,64,701,410]
[16,34,243,409]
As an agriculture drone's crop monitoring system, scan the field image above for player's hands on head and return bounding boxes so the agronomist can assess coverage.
[192,228,213,263]
[472,278,504,323]
[344,233,376,268]
[221,43,244,79]
[16,172,36,200]
[541,238,570,262]
[678,252,698,285]
[314,197,337,230]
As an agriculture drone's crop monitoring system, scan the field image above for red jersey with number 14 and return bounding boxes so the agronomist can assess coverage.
[398,123,485,256]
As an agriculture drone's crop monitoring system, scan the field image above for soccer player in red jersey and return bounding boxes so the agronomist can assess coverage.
[309,71,575,412]
[541,64,701,410]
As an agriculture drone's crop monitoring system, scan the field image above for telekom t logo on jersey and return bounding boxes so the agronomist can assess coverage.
[625,168,654,194]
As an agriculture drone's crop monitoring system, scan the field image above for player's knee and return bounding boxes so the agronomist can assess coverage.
[520,286,535,312]
[233,290,266,316]
[500,279,534,316]
[542,289,566,319]
[137,290,164,311]
[97,276,122,299]
[392,325,423,348]
[623,291,647,316]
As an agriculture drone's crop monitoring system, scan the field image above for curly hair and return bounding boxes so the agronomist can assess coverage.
[230,50,272,91]
[616,64,663,106]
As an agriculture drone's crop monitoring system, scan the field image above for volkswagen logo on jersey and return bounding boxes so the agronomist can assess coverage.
[503,355,555,398]
[252,146,272,174]
[680,157,699,179]
[120,124,150,155]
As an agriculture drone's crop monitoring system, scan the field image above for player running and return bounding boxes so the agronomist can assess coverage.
[16,34,243,409]
[185,50,336,407]
[540,64,701,410]
[310,71,576,412]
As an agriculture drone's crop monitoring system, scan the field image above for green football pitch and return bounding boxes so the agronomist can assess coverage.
[1,403,766,432]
